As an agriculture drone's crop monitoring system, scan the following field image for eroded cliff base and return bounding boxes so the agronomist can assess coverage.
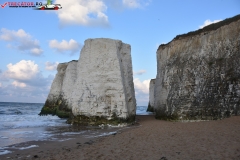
[39,97,71,118]
[66,114,136,126]
[155,108,233,121]
[146,102,154,112]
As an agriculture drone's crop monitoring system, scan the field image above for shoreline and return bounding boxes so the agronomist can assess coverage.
[1,115,240,160]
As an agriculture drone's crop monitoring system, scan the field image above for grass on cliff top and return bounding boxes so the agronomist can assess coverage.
[158,14,240,50]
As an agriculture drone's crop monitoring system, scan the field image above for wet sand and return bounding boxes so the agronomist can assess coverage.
[1,115,240,160]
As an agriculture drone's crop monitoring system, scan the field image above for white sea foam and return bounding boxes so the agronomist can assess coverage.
[0,114,67,130]
[58,138,73,142]
[137,112,155,115]
[11,131,34,135]
[0,136,8,139]
[0,104,147,130]
[136,106,154,115]
[60,131,86,136]
[0,102,70,147]
[98,123,128,128]
[0,150,12,155]
[18,145,39,150]
[0,103,149,148]
[37,131,53,139]
[86,131,117,138]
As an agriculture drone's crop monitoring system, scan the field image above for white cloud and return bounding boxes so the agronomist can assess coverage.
[12,81,26,88]
[0,28,29,41]
[49,39,81,54]
[0,28,43,56]
[2,60,53,88]
[30,48,43,55]
[122,0,151,8]
[55,0,109,27]
[0,60,55,103]
[103,0,124,11]
[48,0,151,27]
[123,0,140,8]
[133,78,150,106]
[0,81,52,103]
[103,0,151,11]
[45,61,59,71]
[4,60,39,81]
[199,19,222,29]
[0,82,2,87]
[133,70,146,75]
[134,78,150,94]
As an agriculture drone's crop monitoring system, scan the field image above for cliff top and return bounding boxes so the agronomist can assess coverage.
[158,14,240,50]
[85,38,122,43]
[59,60,78,65]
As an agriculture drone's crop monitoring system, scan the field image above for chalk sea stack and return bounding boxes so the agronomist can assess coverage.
[40,38,136,125]
[147,79,155,112]
[39,60,78,118]
[154,15,240,120]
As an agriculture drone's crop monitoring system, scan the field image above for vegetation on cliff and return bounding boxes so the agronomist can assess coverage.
[39,96,71,118]
[67,113,136,126]
[158,14,240,50]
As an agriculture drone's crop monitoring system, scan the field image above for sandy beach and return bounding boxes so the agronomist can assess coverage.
[1,115,240,160]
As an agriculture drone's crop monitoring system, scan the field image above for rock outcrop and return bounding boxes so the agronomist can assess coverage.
[39,60,78,118]
[40,38,136,125]
[69,38,136,125]
[147,79,155,112]
[154,15,240,120]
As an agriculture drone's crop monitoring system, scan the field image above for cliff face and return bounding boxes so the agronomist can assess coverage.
[147,79,155,112]
[40,38,136,125]
[70,38,136,125]
[40,61,77,118]
[155,16,240,120]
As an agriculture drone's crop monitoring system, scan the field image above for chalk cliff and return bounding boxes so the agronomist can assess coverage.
[40,38,136,125]
[69,38,136,125]
[39,60,77,118]
[154,15,240,120]
[147,79,155,112]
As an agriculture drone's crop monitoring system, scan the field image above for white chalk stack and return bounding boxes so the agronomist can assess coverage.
[41,38,136,124]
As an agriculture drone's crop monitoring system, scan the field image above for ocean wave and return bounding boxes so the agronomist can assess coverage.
[0,102,44,116]
[0,110,5,115]
[0,149,12,155]
[0,103,148,130]
[6,108,22,115]
[19,145,39,150]
[136,106,154,115]
[0,115,68,130]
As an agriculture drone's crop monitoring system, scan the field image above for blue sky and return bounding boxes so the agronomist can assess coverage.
[0,0,239,105]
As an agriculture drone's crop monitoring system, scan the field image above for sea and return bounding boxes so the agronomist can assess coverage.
[0,102,152,155]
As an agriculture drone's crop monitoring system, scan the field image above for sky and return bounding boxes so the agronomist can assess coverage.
[0,0,239,105]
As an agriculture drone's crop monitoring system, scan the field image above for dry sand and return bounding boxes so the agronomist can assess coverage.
[1,115,240,160]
